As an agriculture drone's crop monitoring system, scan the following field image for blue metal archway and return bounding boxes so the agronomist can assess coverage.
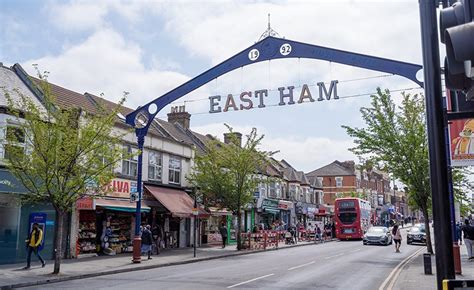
[126,35,424,262]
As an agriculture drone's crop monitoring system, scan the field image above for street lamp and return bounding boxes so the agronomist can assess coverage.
[186,188,199,258]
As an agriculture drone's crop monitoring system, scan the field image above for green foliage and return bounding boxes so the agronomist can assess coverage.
[452,167,474,217]
[342,88,434,252]
[2,68,128,273]
[3,70,126,213]
[187,125,273,249]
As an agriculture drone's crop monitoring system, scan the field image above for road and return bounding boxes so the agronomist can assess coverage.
[25,229,424,290]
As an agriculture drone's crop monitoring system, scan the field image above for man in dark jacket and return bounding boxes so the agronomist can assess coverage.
[141,225,153,260]
[219,222,228,248]
[462,219,474,260]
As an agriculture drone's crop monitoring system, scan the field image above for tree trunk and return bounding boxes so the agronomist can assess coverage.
[53,210,64,274]
[236,210,242,251]
[422,206,434,254]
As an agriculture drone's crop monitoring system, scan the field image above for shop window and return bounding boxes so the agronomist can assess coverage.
[168,155,181,185]
[121,145,138,177]
[148,151,162,181]
[2,126,26,160]
[336,177,343,188]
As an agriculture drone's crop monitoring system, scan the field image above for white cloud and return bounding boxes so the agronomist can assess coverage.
[47,1,108,32]
[191,122,356,172]
[22,28,191,109]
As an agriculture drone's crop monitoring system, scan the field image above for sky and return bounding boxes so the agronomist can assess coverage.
[0,0,426,173]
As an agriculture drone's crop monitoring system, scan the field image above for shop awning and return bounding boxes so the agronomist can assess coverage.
[95,198,150,213]
[144,185,209,218]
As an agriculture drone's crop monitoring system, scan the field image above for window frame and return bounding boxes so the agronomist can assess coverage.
[168,155,182,185]
[148,150,163,182]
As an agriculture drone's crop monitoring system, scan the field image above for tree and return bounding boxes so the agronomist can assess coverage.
[188,126,272,250]
[452,167,474,217]
[3,69,126,273]
[342,88,434,254]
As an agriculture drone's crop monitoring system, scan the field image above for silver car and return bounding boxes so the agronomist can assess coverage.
[363,226,393,246]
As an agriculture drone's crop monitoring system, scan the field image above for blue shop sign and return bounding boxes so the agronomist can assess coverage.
[0,170,27,194]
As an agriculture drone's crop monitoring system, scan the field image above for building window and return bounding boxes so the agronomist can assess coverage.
[317,177,323,186]
[168,155,181,185]
[122,144,138,177]
[335,177,343,188]
[148,151,162,181]
[289,184,296,200]
[259,183,267,197]
[269,182,276,198]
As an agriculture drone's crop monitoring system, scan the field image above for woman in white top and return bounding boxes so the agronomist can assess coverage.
[392,224,402,253]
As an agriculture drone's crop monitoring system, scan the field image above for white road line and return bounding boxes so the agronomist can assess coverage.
[288,261,315,271]
[324,253,345,259]
[352,249,362,253]
[378,247,425,290]
[227,273,275,289]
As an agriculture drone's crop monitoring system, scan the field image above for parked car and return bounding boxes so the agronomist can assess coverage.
[407,224,426,245]
[363,226,392,246]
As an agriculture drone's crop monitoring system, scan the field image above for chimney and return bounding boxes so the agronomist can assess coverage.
[167,105,191,129]
[224,132,242,147]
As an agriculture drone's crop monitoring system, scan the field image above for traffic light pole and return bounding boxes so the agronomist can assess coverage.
[418,1,455,289]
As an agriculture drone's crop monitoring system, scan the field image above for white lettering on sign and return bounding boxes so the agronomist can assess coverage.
[209,80,339,114]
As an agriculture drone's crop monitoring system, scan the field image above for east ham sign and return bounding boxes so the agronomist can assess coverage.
[209,80,338,113]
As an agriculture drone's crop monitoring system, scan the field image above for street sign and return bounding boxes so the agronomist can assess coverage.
[192,208,199,216]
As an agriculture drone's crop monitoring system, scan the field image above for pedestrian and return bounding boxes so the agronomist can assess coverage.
[392,224,402,253]
[462,219,474,260]
[456,222,463,246]
[23,223,45,269]
[141,225,153,260]
[315,226,322,243]
[401,220,404,228]
[152,224,162,255]
[331,222,336,239]
[219,222,228,248]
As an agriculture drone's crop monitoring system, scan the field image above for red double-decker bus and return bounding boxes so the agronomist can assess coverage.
[335,197,371,240]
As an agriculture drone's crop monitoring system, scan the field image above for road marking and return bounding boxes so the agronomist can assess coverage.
[288,261,315,271]
[227,273,275,288]
[351,249,362,253]
[324,253,345,259]
[378,247,425,290]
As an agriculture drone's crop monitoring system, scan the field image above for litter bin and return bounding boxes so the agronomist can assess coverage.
[424,253,432,275]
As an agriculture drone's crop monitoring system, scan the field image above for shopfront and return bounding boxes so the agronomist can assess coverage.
[144,184,208,249]
[278,200,293,230]
[204,207,231,246]
[259,198,280,230]
[75,178,151,257]
[0,170,57,265]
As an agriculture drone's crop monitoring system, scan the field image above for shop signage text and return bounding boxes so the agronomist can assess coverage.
[106,178,137,199]
[261,198,279,209]
[209,80,339,114]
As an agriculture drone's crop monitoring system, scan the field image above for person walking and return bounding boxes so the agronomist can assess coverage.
[23,223,45,269]
[315,226,322,243]
[392,224,402,253]
[219,222,228,248]
[141,225,153,260]
[462,219,474,260]
[456,222,463,246]
[152,224,162,255]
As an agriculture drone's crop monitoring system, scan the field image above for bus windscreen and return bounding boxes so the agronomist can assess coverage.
[338,212,357,224]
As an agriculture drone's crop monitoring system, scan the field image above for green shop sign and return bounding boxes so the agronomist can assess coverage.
[262,198,279,209]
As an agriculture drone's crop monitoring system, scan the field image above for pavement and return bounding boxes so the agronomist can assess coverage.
[392,241,474,290]
[0,238,326,289]
[14,230,422,290]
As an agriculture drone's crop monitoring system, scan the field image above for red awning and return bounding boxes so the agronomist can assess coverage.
[144,185,209,218]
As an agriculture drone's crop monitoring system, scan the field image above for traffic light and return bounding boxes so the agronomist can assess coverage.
[440,0,474,99]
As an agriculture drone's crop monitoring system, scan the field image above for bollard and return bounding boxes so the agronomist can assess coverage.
[424,253,432,275]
